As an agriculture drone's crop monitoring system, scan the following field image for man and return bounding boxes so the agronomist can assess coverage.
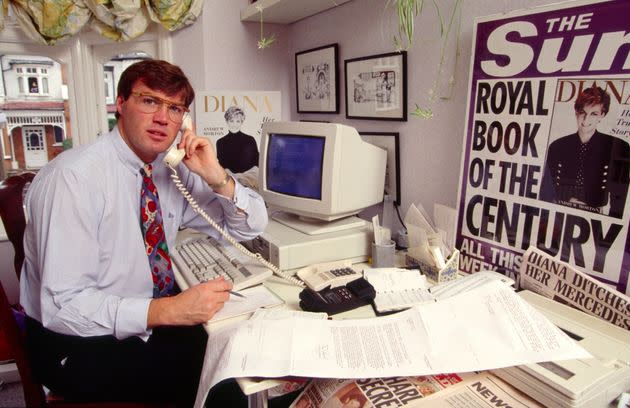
[19,60,268,406]
[216,106,259,174]
[540,85,630,218]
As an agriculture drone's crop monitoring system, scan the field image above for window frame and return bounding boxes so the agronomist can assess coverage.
[0,19,171,147]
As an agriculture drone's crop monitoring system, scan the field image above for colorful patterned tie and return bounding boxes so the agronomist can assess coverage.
[140,164,177,297]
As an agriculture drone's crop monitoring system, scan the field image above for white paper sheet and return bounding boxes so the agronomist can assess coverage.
[193,281,591,408]
[364,268,434,312]
[210,284,283,322]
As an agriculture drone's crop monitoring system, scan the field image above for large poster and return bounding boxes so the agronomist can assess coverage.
[456,0,630,294]
[194,91,281,176]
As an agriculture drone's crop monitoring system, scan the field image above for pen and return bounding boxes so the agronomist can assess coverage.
[229,290,246,299]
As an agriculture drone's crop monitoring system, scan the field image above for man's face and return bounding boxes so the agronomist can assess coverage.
[575,103,605,136]
[116,82,186,163]
[227,115,244,133]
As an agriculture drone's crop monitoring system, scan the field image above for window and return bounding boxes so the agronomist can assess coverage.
[54,126,64,143]
[0,16,165,181]
[104,68,114,104]
[28,77,39,93]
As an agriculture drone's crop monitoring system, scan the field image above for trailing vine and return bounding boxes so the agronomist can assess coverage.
[256,5,276,49]
[389,0,463,119]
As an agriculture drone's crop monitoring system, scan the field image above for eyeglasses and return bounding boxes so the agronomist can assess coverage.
[130,92,189,123]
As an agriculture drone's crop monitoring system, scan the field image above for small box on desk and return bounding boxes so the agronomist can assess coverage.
[405,249,460,283]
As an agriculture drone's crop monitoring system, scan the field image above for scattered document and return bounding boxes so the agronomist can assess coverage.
[249,308,327,321]
[363,268,434,312]
[429,270,515,300]
[433,203,457,251]
[404,203,436,234]
[193,281,590,408]
[210,284,283,323]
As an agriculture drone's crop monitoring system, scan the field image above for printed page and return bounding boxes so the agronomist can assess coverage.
[363,268,428,292]
[519,246,630,331]
[193,281,590,408]
[429,271,515,300]
[210,284,283,322]
[413,373,544,407]
[364,269,434,312]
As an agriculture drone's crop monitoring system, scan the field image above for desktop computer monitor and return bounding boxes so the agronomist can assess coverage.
[259,121,387,235]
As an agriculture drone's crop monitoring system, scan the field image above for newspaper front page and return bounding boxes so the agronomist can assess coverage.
[289,374,468,408]
[520,246,630,330]
[455,0,630,296]
[416,373,544,407]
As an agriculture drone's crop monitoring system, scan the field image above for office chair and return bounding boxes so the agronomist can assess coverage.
[0,174,174,407]
[0,172,35,279]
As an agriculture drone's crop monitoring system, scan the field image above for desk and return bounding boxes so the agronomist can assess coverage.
[174,230,626,408]
[233,275,379,403]
[174,227,383,408]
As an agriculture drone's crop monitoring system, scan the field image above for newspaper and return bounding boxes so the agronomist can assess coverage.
[415,372,544,407]
[289,374,469,408]
[520,246,629,331]
[193,281,590,408]
[455,0,630,297]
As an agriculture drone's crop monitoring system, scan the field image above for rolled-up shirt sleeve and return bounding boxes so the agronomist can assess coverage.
[179,170,268,241]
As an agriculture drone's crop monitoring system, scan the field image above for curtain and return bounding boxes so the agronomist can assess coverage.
[10,0,92,45]
[0,0,8,32]
[4,0,203,45]
[85,0,150,41]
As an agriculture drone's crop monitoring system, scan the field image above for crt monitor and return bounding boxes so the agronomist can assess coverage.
[259,121,387,235]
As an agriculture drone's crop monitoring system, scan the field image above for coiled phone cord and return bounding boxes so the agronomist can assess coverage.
[167,164,305,288]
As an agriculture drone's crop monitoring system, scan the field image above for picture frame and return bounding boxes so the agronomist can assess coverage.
[295,43,339,114]
[345,51,407,121]
[359,132,401,205]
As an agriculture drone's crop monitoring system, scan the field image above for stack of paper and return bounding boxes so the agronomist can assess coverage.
[363,268,434,313]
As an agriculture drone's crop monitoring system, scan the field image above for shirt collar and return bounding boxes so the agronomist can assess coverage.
[109,126,163,174]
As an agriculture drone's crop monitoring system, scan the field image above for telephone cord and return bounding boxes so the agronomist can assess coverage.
[168,165,305,287]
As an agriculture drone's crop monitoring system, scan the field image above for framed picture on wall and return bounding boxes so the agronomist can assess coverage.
[359,132,401,205]
[345,51,407,121]
[295,43,339,114]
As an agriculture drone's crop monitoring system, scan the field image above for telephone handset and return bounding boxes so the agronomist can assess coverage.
[163,116,190,167]
[163,116,304,287]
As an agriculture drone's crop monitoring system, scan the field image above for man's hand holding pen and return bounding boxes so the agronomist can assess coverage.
[147,276,241,327]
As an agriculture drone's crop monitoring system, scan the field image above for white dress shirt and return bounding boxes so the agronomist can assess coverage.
[19,127,268,340]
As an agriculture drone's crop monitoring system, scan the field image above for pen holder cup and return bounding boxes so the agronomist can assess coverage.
[371,240,396,268]
[405,249,460,283]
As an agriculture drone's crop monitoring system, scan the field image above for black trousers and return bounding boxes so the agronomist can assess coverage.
[25,316,248,407]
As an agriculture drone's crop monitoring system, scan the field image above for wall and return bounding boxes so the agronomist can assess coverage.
[172,1,292,118]
[288,0,561,225]
[172,0,560,230]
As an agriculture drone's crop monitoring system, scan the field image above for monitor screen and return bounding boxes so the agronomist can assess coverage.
[266,133,326,200]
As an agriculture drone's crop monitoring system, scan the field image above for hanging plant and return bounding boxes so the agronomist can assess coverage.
[389,0,462,119]
[256,5,276,49]
[390,0,443,52]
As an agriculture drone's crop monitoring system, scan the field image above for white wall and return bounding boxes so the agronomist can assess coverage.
[172,1,291,119]
[172,0,561,225]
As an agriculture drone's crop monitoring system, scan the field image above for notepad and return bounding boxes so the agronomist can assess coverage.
[363,268,435,313]
[210,284,284,323]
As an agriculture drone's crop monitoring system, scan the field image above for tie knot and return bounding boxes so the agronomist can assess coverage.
[141,164,153,178]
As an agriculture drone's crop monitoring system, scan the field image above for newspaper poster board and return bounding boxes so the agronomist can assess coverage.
[455,0,630,295]
[194,91,281,175]
[289,374,467,408]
